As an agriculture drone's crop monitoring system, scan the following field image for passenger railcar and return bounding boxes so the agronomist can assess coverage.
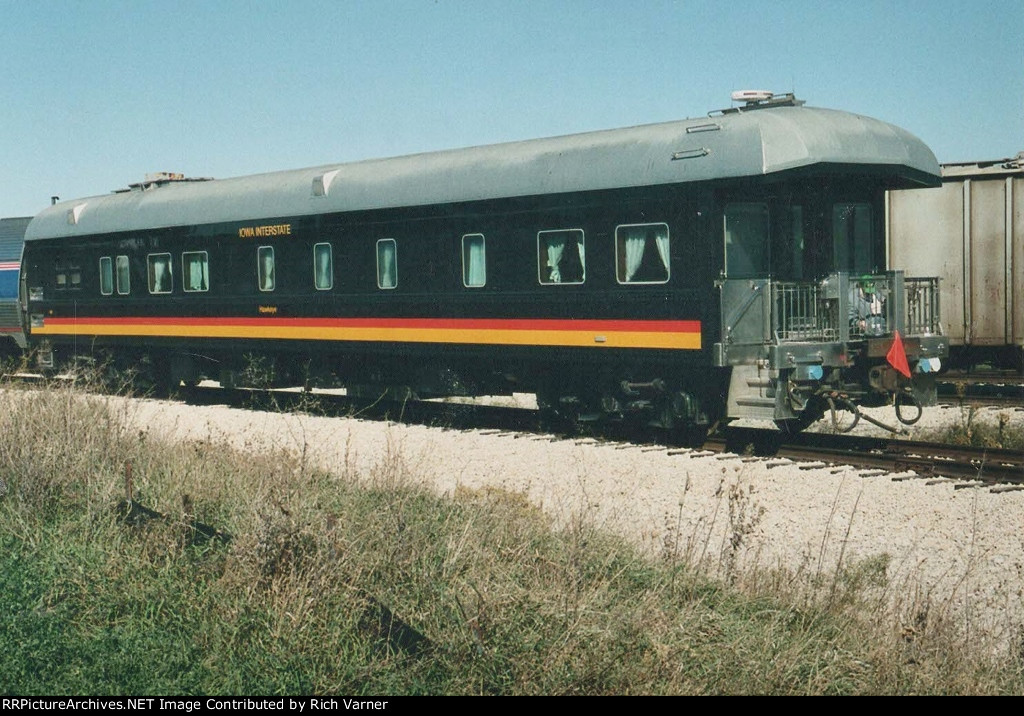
[22,93,947,433]
[0,216,30,355]
[887,153,1023,371]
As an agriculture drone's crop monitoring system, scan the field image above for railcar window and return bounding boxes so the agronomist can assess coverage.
[99,257,113,296]
[723,203,769,277]
[615,223,669,284]
[314,243,333,290]
[147,253,173,294]
[462,234,486,287]
[182,251,209,292]
[770,206,807,280]
[538,229,585,284]
[54,261,82,290]
[832,203,874,274]
[258,246,275,292]
[116,255,130,295]
[377,238,397,289]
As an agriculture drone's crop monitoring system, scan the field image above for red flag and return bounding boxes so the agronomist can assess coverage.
[886,330,911,378]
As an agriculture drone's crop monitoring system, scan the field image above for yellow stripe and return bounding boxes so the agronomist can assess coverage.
[34,322,702,350]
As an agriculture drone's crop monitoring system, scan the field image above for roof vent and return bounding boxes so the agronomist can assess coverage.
[66,202,87,225]
[312,169,340,197]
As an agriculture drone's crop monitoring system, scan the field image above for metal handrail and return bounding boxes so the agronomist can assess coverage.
[770,272,939,343]
[772,280,837,342]
[904,276,942,336]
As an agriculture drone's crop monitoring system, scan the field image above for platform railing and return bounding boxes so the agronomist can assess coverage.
[772,272,921,343]
[718,272,940,365]
[904,276,941,337]
[772,281,838,342]
[845,273,895,340]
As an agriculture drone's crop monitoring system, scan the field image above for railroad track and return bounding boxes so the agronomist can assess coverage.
[718,428,1024,489]
[177,385,1024,489]
[938,370,1024,409]
[939,394,1024,409]
[9,378,1023,489]
[941,369,1024,385]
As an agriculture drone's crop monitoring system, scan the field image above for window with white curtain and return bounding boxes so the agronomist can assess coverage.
[615,223,669,284]
[147,253,173,294]
[377,238,397,289]
[257,246,275,292]
[462,234,486,287]
[182,251,209,292]
[314,243,333,290]
[538,229,585,285]
[115,255,130,295]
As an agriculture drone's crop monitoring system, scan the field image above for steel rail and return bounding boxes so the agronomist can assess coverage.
[6,378,1022,487]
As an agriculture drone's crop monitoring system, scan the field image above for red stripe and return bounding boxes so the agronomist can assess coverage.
[43,316,702,333]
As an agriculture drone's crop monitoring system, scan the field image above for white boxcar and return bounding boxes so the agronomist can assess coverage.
[887,153,1023,370]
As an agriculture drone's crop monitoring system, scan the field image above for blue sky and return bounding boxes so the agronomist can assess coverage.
[1,0,1020,217]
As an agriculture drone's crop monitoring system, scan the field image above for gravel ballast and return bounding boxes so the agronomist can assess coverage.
[120,394,1024,651]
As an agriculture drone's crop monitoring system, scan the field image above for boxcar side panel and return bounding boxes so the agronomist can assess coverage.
[1013,177,1023,348]
[888,182,964,344]
[969,179,1010,345]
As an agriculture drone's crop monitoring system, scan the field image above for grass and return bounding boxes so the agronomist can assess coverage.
[926,382,1024,450]
[926,403,1022,451]
[0,379,1022,695]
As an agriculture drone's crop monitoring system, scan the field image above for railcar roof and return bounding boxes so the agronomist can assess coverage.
[0,217,30,260]
[27,105,940,241]
[940,152,1023,180]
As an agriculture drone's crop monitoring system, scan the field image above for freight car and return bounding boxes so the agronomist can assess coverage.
[0,217,30,356]
[887,152,1023,372]
[22,93,947,435]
